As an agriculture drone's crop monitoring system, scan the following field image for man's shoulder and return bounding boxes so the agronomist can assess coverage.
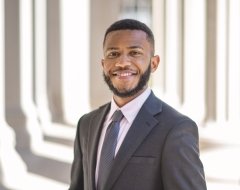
[144,91,187,120]
[159,100,195,126]
[146,93,193,123]
[79,102,111,122]
[161,101,186,117]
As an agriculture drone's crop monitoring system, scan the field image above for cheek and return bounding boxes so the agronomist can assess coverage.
[134,59,149,70]
[103,61,113,69]
[102,63,110,72]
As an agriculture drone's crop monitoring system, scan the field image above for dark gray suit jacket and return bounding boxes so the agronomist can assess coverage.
[69,91,207,190]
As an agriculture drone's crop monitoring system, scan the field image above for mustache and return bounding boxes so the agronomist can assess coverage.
[111,67,137,73]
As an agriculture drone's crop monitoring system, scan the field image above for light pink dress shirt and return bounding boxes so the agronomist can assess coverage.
[95,87,151,186]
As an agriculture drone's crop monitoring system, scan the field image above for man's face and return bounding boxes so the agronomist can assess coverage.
[102,30,159,98]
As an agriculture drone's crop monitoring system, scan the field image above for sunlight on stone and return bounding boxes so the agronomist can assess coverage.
[5,172,68,190]
[34,141,73,164]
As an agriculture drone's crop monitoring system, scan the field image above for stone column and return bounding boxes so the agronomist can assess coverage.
[60,0,90,124]
[5,0,42,151]
[228,0,240,123]
[90,0,121,109]
[47,0,65,123]
[164,0,183,108]
[216,0,228,123]
[0,0,27,186]
[33,0,52,129]
[206,0,217,122]
[182,0,206,123]
[151,0,166,98]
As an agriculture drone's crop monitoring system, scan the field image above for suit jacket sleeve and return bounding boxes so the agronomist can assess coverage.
[69,118,84,190]
[161,119,207,190]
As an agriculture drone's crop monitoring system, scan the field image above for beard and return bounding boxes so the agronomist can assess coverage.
[103,63,151,98]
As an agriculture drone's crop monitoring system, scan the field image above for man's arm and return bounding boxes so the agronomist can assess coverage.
[69,119,84,190]
[161,119,207,190]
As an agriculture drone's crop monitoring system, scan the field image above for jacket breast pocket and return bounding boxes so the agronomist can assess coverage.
[128,156,155,164]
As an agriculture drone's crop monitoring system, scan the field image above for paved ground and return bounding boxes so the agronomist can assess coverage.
[200,126,240,190]
[0,123,239,190]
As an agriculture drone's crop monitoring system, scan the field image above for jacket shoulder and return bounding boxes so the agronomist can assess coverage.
[155,100,195,129]
[77,102,110,126]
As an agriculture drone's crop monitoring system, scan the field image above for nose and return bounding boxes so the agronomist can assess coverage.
[115,54,131,67]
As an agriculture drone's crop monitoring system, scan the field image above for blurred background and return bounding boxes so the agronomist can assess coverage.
[0,0,239,189]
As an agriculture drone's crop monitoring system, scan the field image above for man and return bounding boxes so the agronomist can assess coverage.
[69,19,207,190]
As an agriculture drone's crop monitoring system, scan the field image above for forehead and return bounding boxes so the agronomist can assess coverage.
[104,30,150,49]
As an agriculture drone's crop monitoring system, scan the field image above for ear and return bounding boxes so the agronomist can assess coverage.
[101,59,105,68]
[150,55,160,73]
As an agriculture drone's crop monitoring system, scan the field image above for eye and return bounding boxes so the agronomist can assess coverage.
[108,52,119,57]
[130,51,141,55]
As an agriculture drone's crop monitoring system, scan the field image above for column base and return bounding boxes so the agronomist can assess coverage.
[0,120,27,187]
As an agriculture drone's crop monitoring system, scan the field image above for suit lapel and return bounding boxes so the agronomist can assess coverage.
[87,103,110,190]
[104,92,162,190]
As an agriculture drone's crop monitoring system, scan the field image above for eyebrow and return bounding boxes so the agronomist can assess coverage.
[106,47,119,52]
[106,46,144,52]
[126,46,144,50]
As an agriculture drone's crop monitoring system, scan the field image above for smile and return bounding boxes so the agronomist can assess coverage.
[116,73,133,76]
[112,70,137,77]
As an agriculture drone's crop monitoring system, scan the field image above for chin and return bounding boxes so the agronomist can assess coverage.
[115,85,136,93]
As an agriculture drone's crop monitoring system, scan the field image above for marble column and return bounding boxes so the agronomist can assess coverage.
[164,0,183,108]
[60,0,90,124]
[34,0,52,129]
[182,0,206,123]
[90,0,121,109]
[216,0,228,123]
[0,0,27,186]
[5,0,42,151]
[206,0,217,122]
[228,0,240,123]
[151,0,166,98]
[47,0,65,123]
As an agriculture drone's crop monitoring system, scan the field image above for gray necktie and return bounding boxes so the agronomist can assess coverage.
[97,110,124,190]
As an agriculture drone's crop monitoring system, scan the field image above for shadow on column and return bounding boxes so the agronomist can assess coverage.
[44,135,74,147]
[0,183,10,190]
[15,147,71,184]
[47,0,66,125]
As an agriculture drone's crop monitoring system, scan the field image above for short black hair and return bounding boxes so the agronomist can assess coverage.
[103,19,155,54]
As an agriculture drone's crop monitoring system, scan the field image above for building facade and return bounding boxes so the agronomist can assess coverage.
[0,0,239,188]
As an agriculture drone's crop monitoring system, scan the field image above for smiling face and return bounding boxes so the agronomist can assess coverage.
[102,30,159,105]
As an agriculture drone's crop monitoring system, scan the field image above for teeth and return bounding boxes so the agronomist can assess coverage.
[118,73,132,76]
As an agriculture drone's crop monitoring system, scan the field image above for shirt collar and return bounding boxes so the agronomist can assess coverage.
[107,87,151,124]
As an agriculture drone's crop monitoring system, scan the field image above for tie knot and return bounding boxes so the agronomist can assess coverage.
[112,110,124,122]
